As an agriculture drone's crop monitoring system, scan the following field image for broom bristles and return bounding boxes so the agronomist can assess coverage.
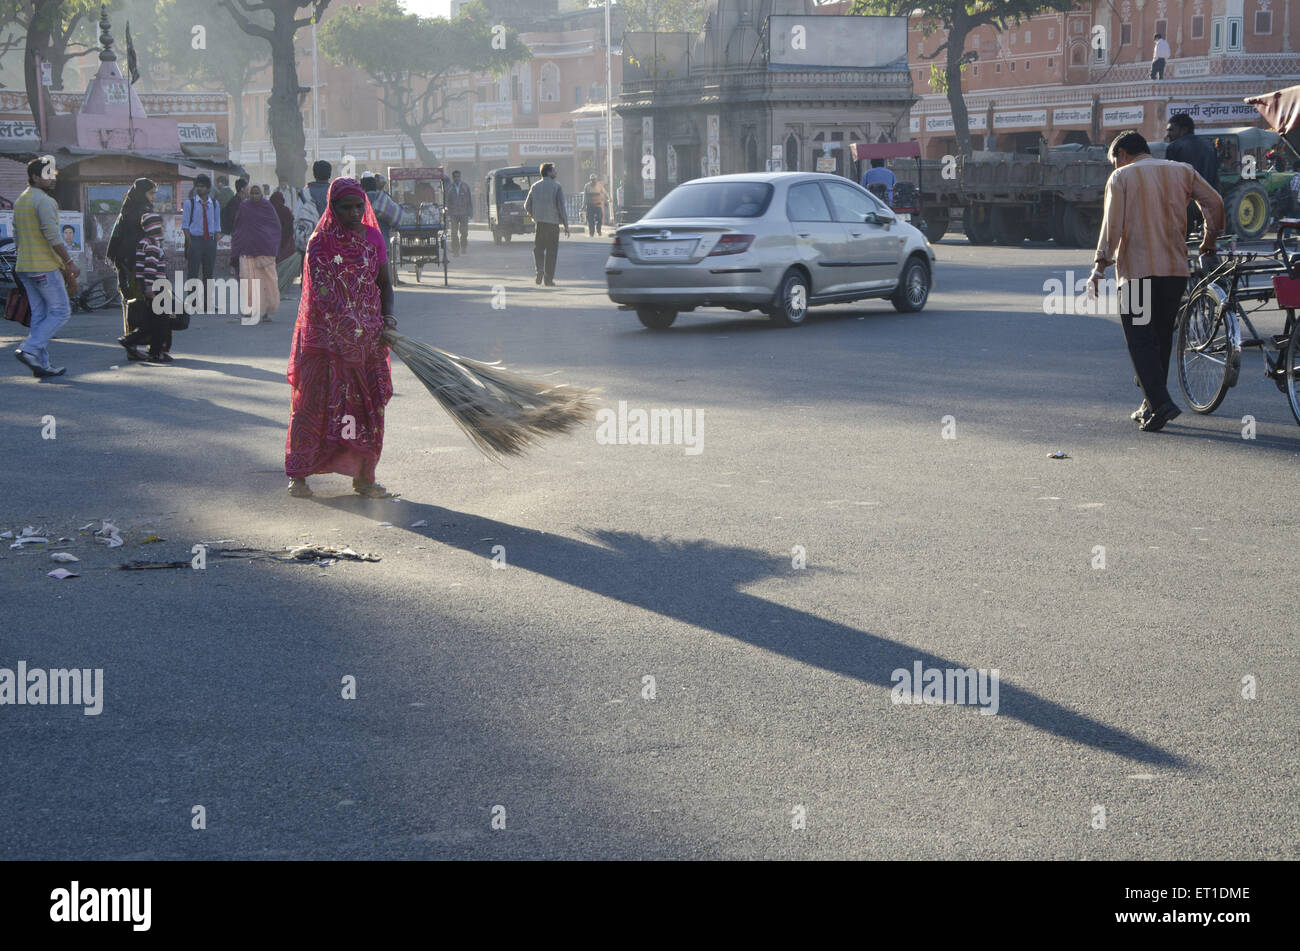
[382,329,596,461]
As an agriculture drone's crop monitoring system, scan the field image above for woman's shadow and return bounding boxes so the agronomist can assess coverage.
[316,494,1188,770]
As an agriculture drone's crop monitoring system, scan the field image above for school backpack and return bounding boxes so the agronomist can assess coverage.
[293,188,320,252]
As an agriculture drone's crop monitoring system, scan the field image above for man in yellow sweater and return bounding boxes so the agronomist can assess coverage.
[13,157,79,377]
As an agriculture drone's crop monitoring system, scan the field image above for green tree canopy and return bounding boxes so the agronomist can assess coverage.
[319,0,529,168]
[851,1,1081,155]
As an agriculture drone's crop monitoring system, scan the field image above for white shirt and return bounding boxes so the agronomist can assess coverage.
[1153,38,1171,59]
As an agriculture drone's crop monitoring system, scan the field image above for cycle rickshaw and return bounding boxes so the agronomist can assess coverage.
[1176,85,1300,426]
[387,167,449,286]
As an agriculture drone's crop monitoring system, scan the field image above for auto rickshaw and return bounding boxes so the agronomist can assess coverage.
[485,166,538,243]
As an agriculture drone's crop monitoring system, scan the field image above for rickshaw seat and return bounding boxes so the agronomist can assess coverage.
[1272,274,1300,309]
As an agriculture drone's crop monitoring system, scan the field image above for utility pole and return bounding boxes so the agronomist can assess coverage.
[312,16,321,164]
[605,0,615,221]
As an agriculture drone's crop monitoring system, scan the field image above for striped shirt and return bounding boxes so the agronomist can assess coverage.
[13,186,64,273]
[135,234,164,290]
[1095,154,1225,281]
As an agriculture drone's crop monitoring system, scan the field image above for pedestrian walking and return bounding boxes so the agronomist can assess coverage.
[583,174,608,236]
[223,177,248,275]
[118,213,174,363]
[307,160,332,216]
[107,177,155,350]
[269,190,301,294]
[231,185,280,324]
[523,163,569,286]
[363,174,402,283]
[445,169,472,255]
[1089,130,1224,431]
[1150,33,1170,80]
[285,178,397,499]
[11,157,78,377]
[181,174,222,313]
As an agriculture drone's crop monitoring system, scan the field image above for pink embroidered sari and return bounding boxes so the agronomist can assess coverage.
[284,179,393,482]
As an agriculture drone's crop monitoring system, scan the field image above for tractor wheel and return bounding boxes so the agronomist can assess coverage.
[1225,183,1270,241]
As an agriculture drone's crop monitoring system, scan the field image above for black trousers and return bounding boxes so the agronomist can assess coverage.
[1120,276,1186,410]
[586,205,602,235]
[534,222,560,281]
[1150,57,1165,79]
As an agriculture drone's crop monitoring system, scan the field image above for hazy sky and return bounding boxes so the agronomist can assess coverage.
[402,0,454,17]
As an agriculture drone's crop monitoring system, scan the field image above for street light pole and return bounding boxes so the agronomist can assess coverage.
[605,0,615,220]
[312,18,321,164]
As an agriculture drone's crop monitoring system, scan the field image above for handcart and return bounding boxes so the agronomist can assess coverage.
[387,166,449,286]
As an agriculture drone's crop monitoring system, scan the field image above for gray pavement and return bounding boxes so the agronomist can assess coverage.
[2,233,1297,859]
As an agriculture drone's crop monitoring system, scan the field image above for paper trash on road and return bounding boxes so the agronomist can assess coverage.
[10,527,49,549]
[94,521,124,548]
[49,552,80,563]
[140,535,165,544]
[1047,451,1070,459]
[411,520,428,527]
[47,568,79,579]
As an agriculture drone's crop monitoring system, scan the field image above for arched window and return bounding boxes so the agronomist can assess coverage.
[538,63,560,102]
[784,133,799,171]
[744,135,759,172]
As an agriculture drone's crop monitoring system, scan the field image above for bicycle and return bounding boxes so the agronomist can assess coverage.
[1176,222,1300,425]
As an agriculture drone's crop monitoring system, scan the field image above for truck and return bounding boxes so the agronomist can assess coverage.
[882,127,1296,246]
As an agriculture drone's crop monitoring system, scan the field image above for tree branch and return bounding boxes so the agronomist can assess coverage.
[220,0,275,41]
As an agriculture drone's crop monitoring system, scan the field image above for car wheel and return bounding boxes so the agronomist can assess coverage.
[768,269,809,327]
[636,307,677,330]
[891,256,930,313]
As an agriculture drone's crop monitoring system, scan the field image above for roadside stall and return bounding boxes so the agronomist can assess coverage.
[387,166,448,286]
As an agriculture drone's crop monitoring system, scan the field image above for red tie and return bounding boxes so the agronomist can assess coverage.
[201,202,209,240]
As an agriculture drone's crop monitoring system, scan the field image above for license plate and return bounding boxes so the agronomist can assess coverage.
[637,240,695,260]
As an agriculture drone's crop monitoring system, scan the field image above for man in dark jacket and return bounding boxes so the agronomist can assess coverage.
[1165,114,1219,236]
[1164,114,1219,188]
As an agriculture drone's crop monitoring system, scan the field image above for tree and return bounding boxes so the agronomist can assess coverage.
[153,0,270,149]
[217,0,327,190]
[0,0,104,129]
[583,0,703,34]
[319,0,529,169]
[850,1,1080,155]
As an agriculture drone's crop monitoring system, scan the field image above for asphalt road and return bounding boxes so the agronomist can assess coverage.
[2,231,1297,860]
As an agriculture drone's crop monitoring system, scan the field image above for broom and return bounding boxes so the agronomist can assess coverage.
[382,329,596,461]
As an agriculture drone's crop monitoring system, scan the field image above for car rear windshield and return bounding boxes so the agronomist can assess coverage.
[646,182,775,219]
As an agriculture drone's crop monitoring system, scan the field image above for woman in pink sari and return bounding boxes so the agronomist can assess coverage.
[285,178,398,498]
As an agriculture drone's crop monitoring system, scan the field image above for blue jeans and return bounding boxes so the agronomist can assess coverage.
[18,269,71,369]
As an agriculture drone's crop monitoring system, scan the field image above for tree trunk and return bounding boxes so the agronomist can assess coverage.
[397,115,438,168]
[269,13,308,189]
[24,21,54,133]
[947,20,971,157]
[231,83,246,153]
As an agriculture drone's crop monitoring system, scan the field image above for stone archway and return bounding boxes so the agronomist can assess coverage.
[784,133,799,172]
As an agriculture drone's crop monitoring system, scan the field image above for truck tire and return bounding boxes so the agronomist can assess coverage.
[965,204,996,244]
[921,214,948,243]
[992,206,1028,245]
[1225,183,1269,240]
[1061,204,1099,249]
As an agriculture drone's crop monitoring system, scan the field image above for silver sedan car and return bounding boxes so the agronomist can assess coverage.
[605,172,935,329]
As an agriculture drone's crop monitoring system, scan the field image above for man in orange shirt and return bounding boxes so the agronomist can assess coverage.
[1089,130,1224,432]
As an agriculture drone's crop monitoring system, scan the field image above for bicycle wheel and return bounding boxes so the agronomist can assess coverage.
[1177,283,1240,414]
[1287,314,1300,427]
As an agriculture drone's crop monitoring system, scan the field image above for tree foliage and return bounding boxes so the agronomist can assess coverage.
[319,0,529,168]
[582,0,702,34]
[851,1,1081,154]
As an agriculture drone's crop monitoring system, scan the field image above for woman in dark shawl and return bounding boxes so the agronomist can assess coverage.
[231,184,281,323]
[284,178,397,498]
[108,177,156,358]
[269,189,300,294]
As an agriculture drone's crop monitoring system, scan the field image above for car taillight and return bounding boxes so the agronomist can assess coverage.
[610,235,627,257]
[707,234,754,256]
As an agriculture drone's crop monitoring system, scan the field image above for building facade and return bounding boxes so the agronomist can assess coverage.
[831,0,1300,157]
